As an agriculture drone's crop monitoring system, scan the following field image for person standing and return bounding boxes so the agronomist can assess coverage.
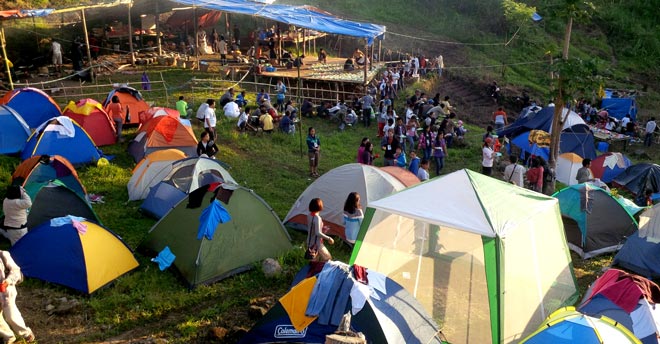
[175,96,189,118]
[306,198,334,262]
[526,158,544,192]
[576,158,594,184]
[275,80,287,112]
[106,95,125,142]
[503,155,525,187]
[203,99,217,140]
[361,92,374,128]
[1,186,31,246]
[343,192,364,244]
[433,130,448,176]
[218,36,228,65]
[645,117,657,147]
[307,127,321,177]
[0,250,35,343]
[492,107,507,130]
[381,128,399,166]
[482,137,495,176]
[51,39,62,73]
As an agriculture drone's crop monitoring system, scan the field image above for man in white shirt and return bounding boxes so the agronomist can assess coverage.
[196,100,210,126]
[645,117,657,147]
[503,156,525,187]
[620,114,632,129]
[51,39,62,72]
[203,99,217,140]
[417,159,430,181]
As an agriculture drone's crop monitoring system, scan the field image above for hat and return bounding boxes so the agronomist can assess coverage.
[458,120,463,125]
[428,99,435,105]
[485,137,493,144]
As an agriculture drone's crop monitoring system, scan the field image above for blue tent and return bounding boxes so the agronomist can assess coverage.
[239,263,443,344]
[171,0,386,44]
[21,116,102,165]
[601,89,637,121]
[0,105,30,154]
[498,106,554,138]
[614,163,660,197]
[511,124,596,160]
[613,232,660,279]
[140,182,186,219]
[0,87,61,128]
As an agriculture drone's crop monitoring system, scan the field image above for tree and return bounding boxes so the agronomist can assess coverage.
[545,0,596,194]
[501,0,536,77]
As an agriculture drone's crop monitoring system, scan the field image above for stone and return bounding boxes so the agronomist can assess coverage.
[262,258,282,278]
[248,305,267,319]
[210,327,228,340]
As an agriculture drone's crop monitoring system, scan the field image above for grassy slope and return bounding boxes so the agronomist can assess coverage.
[0,0,657,341]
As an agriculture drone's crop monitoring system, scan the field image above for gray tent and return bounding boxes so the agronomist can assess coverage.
[553,184,639,258]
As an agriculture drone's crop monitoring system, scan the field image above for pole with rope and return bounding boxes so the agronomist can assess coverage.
[127,0,135,65]
[81,9,94,82]
[295,26,303,158]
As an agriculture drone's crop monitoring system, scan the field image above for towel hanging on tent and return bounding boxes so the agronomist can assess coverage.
[197,199,232,240]
[152,246,176,271]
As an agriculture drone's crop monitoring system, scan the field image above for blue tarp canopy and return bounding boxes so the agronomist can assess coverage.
[170,0,386,44]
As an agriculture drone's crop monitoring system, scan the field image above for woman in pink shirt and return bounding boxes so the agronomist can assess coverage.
[107,95,125,142]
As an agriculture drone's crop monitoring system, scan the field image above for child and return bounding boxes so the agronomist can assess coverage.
[395,146,407,168]
[408,151,420,176]
[417,159,430,181]
[237,106,249,131]
[383,118,395,137]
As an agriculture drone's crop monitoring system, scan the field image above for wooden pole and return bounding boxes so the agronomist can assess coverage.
[302,28,306,56]
[81,9,95,81]
[0,26,14,90]
[295,26,303,158]
[127,1,135,65]
[155,1,162,55]
[363,39,368,86]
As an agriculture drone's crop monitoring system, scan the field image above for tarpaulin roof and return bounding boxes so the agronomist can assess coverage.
[0,9,53,19]
[170,0,386,44]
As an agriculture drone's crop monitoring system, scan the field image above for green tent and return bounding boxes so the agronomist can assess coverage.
[350,169,579,344]
[141,183,292,287]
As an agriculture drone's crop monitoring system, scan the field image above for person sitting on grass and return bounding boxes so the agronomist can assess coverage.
[279,111,294,134]
[197,131,219,159]
[417,158,430,181]
[259,108,274,134]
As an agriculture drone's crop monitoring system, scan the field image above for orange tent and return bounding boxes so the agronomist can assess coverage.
[139,107,180,124]
[103,87,150,125]
[63,99,117,146]
[127,116,197,162]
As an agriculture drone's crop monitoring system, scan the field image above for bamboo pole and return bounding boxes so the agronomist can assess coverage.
[155,1,161,55]
[1,26,14,90]
[127,1,135,65]
[81,9,95,81]
[363,39,368,85]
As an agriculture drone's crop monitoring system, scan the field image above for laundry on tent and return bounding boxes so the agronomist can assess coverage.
[21,116,103,165]
[140,183,291,288]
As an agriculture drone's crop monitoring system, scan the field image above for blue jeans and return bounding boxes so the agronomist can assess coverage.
[645,133,654,147]
[434,156,444,176]
[423,147,432,160]
[362,108,371,127]
[113,118,123,141]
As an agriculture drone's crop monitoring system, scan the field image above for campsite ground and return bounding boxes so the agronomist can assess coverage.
[0,67,656,343]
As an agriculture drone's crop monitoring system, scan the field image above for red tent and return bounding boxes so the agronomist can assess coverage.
[63,99,116,146]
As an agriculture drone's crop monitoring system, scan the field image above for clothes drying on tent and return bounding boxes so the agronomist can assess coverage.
[591,152,632,183]
[284,163,406,241]
[140,183,291,288]
[613,204,660,279]
[578,269,660,344]
[0,87,62,128]
[239,262,443,344]
[520,307,641,343]
[9,217,138,294]
[127,149,187,201]
[350,169,579,343]
[0,104,30,154]
[139,157,235,219]
[127,116,197,162]
[103,86,149,125]
[12,155,86,198]
[62,98,117,146]
[553,183,638,259]
[20,180,100,229]
[21,116,103,165]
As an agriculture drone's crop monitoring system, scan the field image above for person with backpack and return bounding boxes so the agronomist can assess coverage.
[275,80,286,112]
